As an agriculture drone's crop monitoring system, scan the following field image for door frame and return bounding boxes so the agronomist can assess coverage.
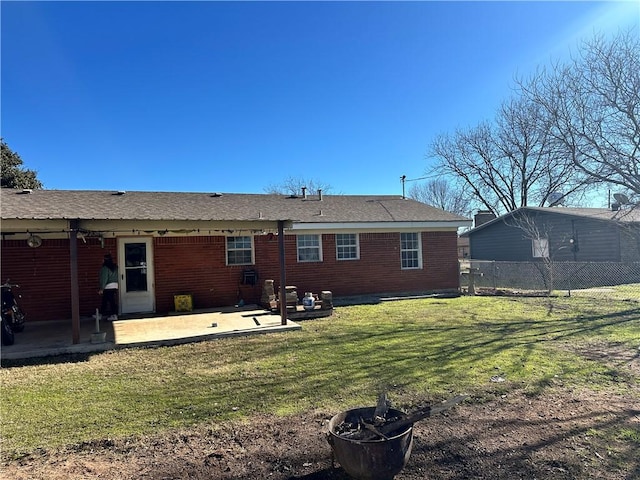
[117,236,156,314]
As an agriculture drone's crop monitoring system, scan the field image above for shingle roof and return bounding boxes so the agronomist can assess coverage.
[0,188,470,225]
[463,206,640,236]
[523,206,640,223]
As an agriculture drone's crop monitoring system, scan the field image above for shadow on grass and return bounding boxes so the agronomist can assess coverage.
[2,297,638,459]
[231,303,640,406]
[1,351,96,368]
[8,300,636,407]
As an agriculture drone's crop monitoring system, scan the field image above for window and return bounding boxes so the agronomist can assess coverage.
[336,233,359,260]
[297,234,322,262]
[227,236,253,265]
[400,232,422,269]
[532,237,549,258]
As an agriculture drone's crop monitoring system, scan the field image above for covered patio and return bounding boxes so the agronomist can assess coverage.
[0,305,301,361]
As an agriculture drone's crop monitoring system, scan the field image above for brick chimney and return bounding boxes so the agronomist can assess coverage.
[474,210,496,227]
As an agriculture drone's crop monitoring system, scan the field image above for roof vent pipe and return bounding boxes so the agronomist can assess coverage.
[318,189,323,201]
[302,186,307,199]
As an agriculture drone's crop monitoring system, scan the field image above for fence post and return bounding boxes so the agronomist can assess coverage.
[468,267,477,295]
[492,261,497,290]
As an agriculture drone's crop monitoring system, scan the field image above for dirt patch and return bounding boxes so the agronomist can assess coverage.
[569,341,640,378]
[469,288,553,297]
[3,386,639,480]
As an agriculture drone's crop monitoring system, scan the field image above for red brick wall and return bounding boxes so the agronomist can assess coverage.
[0,238,117,322]
[154,231,460,310]
[275,231,460,298]
[153,236,248,312]
[0,231,460,322]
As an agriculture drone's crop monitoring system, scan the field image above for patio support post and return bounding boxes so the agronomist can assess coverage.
[69,219,81,344]
[278,220,287,325]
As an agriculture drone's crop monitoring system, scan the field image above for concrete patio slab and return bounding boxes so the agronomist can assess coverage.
[0,305,301,362]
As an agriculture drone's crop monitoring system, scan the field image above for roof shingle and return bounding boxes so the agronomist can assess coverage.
[1,188,470,225]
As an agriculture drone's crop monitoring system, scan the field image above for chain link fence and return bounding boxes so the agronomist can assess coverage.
[460,260,640,302]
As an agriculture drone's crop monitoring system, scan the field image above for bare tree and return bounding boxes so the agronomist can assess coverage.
[429,94,593,216]
[429,30,639,216]
[408,177,471,216]
[519,30,640,200]
[264,176,334,196]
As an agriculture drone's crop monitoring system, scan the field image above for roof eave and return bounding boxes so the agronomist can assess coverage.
[291,220,472,231]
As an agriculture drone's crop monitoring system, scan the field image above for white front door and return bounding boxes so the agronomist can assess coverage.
[118,237,155,314]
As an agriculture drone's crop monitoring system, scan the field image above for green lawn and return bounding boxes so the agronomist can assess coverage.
[567,282,640,301]
[1,295,638,458]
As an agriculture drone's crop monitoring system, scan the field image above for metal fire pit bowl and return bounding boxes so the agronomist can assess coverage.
[327,407,414,480]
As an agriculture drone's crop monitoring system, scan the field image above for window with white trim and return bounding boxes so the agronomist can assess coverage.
[297,234,322,262]
[226,236,254,265]
[336,233,359,260]
[532,237,549,258]
[400,232,422,269]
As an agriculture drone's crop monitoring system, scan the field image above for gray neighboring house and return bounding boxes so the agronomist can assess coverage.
[463,206,640,262]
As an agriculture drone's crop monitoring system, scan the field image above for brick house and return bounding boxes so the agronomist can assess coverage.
[1,188,470,324]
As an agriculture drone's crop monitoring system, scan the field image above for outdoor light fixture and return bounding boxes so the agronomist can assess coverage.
[26,234,42,248]
[570,237,579,253]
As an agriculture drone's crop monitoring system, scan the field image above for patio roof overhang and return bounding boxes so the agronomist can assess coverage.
[1,217,294,343]
[0,218,294,239]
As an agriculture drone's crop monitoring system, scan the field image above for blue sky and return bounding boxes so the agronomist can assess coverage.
[2,1,638,197]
